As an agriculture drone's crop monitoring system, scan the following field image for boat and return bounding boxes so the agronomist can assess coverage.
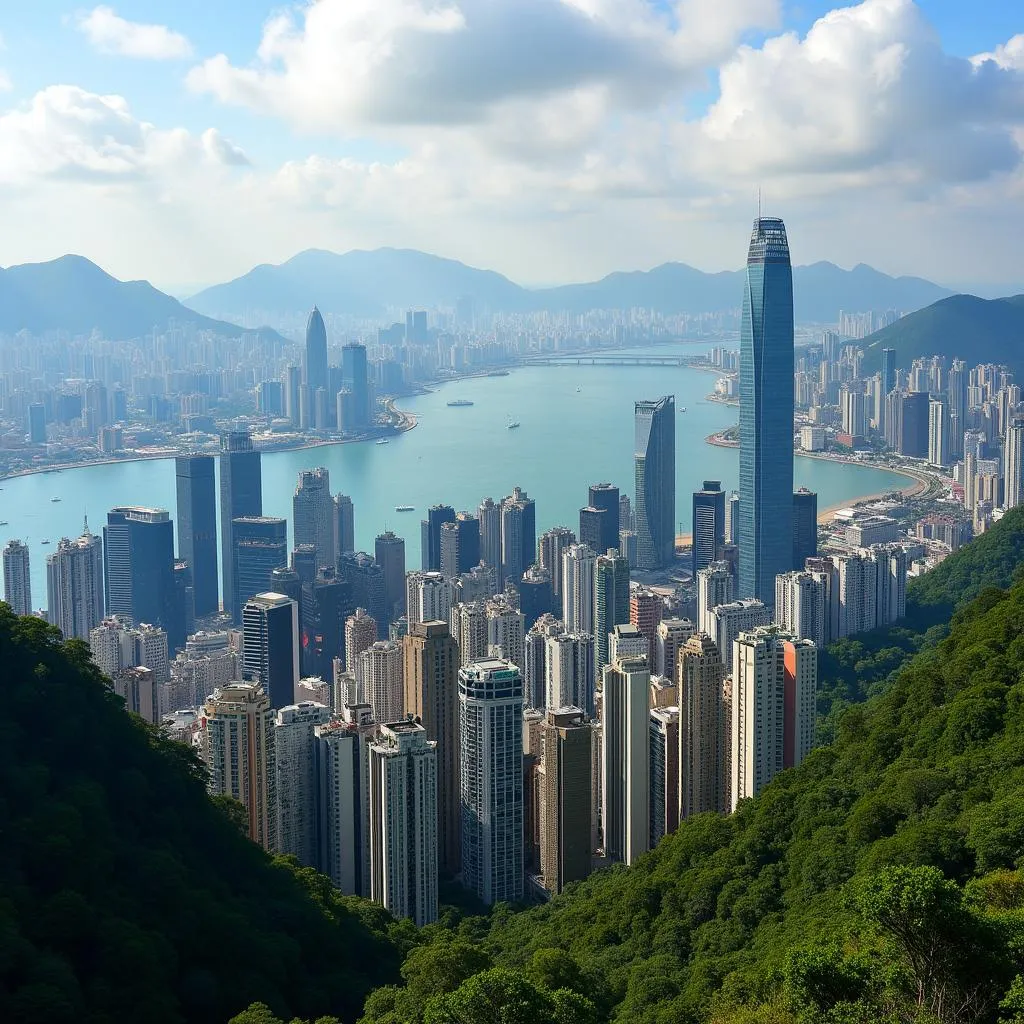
[0,520,7,526]
[395,505,415,512]
[680,406,687,413]
[576,387,582,393]
[507,416,521,430]
[51,496,61,502]
[40,539,50,545]
[375,438,390,445]
[487,370,510,377]
[447,399,474,408]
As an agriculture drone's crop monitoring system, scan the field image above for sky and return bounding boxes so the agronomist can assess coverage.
[0,0,1021,295]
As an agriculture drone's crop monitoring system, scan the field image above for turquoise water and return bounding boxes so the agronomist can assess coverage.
[0,357,909,607]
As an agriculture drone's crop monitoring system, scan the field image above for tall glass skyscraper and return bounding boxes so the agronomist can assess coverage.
[634,396,675,570]
[739,217,794,602]
[220,431,263,621]
[304,306,329,394]
[175,454,218,617]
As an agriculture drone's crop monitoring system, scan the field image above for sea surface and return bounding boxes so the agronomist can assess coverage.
[0,354,909,607]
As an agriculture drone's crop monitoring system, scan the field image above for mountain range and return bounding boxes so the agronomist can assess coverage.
[188,247,954,323]
[0,254,280,341]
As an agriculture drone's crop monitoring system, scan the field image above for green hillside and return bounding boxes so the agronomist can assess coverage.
[361,507,1024,1024]
[858,293,1024,374]
[0,607,403,1024]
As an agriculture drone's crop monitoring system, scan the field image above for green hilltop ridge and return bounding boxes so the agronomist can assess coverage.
[8,510,1024,1024]
[858,293,1024,375]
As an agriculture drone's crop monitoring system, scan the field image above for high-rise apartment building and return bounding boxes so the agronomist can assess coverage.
[168,630,238,709]
[242,592,299,710]
[452,601,489,667]
[697,561,734,636]
[593,549,630,675]
[601,655,650,865]
[274,701,332,866]
[219,430,262,622]
[293,468,335,570]
[1005,417,1024,510]
[3,538,31,615]
[486,595,525,669]
[46,525,104,639]
[649,706,679,845]
[629,586,663,647]
[459,659,524,905]
[725,491,740,546]
[232,517,288,624]
[367,721,438,925]
[634,396,676,570]
[360,640,404,724]
[792,488,818,569]
[692,480,725,577]
[332,494,355,557]
[539,706,593,894]
[929,395,950,467]
[678,633,729,817]
[439,513,480,579]
[708,598,771,675]
[403,620,461,875]
[477,497,502,583]
[545,632,595,715]
[174,454,218,617]
[421,505,456,572]
[562,543,596,635]
[500,487,536,586]
[739,217,794,602]
[524,614,563,710]
[655,618,695,682]
[731,627,816,810]
[775,570,830,650]
[405,570,453,627]
[345,607,378,678]
[609,623,648,665]
[199,682,276,850]
[539,526,576,601]
[375,531,406,622]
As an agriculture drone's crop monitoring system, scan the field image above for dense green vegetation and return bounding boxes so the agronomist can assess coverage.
[859,293,1024,374]
[360,506,1024,1024]
[0,607,404,1024]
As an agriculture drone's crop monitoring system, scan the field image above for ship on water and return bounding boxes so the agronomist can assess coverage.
[447,399,474,407]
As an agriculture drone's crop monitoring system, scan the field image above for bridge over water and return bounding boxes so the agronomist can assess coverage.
[524,354,695,367]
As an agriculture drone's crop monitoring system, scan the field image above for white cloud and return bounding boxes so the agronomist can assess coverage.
[0,86,246,183]
[75,5,192,60]
[186,0,778,131]
[974,34,1024,71]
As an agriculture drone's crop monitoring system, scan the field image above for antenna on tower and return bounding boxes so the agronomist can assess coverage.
[757,186,762,222]
[83,513,89,535]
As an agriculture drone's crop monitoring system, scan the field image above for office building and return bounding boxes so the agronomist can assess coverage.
[293,468,335,570]
[539,707,593,894]
[3,539,31,615]
[367,721,439,925]
[301,568,353,682]
[697,561,734,635]
[578,506,608,556]
[708,599,771,674]
[649,706,679,844]
[103,507,178,646]
[655,618,695,682]
[948,359,967,459]
[28,402,46,443]
[219,431,262,623]
[174,454,218,617]
[588,483,621,553]
[539,526,576,601]
[840,384,867,439]
[634,396,676,570]
[792,488,818,569]
[775,570,830,650]
[332,494,356,557]
[739,217,794,601]
[338,551,387,631]
[594,549,630,675]
[459,659,524,905]
[46,524,104,640]
[562,543,596,635]
[232,517,288,624]
[731,627,816,809]
[403,620,461,875]
[882,347,897,397]
[518,564,554,628]
[242,593,299,710]
[304,306,329,396]
[678,633,729,817]
[545,631,595,715]
[1005,417,1024,510]
[929,395,950,467]
[619,494,634,532]
[601,655,650,865]
[274,701,332,865]
[199,682,276,850]
[725,491,740,546]
[360,640,404,724]
[609,623,648,665]
[899,391,930,458]
[375,531,406,622]
[420,505,456,572]
[342,342,370,428]
[477,497,503,583]
[629,586,663,647]
[406,571,453,627]
[618,530,638,568]
[692,480,725,577]
[440,512,480,579]
[500,487,536,586]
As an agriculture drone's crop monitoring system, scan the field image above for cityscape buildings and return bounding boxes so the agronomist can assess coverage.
[3,538,31,615]
[174,454,218,617]
[692,480,725,577]
[678,633,729,817]
[634,396,675,570]
[242,592,300,711]
[293,468,335,570]
[593,548,630,676]
[46,524,104,640]
[219,430,263,621]
[231,517,288,624]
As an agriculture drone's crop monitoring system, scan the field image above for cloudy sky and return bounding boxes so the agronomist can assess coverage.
[0,0,1021,293]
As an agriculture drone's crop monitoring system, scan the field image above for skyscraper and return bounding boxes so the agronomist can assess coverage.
[440,513,480,579]
[360,640,404,724]
[199,681,276,850]
[634,396,676,570]
[375,531,406,622]
[561,543,596,635]
[477,497,502,583]
[655,618,695,682]
[46,525,104,640]
[232,517,288,624]
[175,454,218,617]
[242,592,299,710]
[725,491,740,546]
[420,504,456,572]
[332,494,355,557]
[948,359,967,460]
[486,595,525,669]
[539,526,576,601]
[406,571,453,627]
[1005,417,1024,510]
[219,430,262,620]
[342,343,370,428]
[539,707,593,895]
[103,507,178,646]
[578,506,607,555]
[899,391,930,458]
[274,701,332,866]
[403,620,461,875]
[679,633,729,817]
[629,587,663,648]
[739,217,794,602]
[588,483,621,553]
[3,539,31,615]
[293,468,335,571]
[500,487,536,586]
[708,598,770,675]
[367,721,439,926]
[460,658,524,905]
[594,549,630,676]
[692,480,725,578]
[881,347,897,397]
[345,607,378,677]
[928,395,950,467]
[544,632,595,714]
[304,306,329,396]
[775,570,830,650]
[601,655,650,865]
[649,706,679,844]
[518,564,554,628]
[301,569,354,680]
[792,488,818,570]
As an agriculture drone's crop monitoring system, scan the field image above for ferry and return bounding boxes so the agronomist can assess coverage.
[395,505,415,512]
[507,419,521,430]
[447,399,474,408]
[375,438,390,445]
[51,496,61,502]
